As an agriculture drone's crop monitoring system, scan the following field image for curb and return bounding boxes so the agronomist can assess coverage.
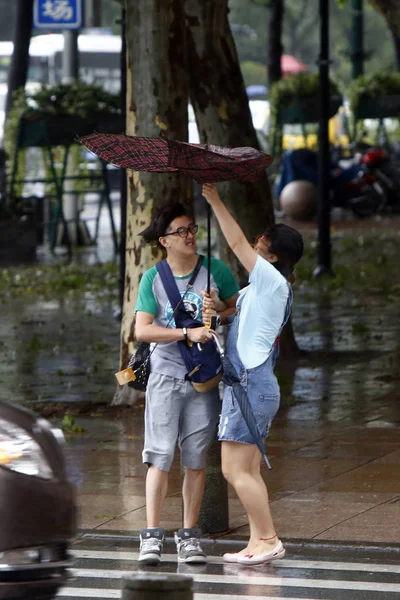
[77,530,400,555]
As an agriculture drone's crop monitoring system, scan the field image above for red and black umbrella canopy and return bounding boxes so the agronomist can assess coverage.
[78,131,273,294]
[77,132,272,183]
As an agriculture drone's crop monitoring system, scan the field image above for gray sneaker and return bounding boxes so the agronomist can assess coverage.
[138,527,165,565]
[174,527,207,563]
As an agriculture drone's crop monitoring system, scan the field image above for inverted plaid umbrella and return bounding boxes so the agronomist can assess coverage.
[77,132,273,184]
[78,131,274,466]
[77,131,272,292]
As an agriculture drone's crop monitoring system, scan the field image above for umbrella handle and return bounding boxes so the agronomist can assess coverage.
[204,139,211,294]
[194,331,223,357]
[205,203,216,328]
[208,330,224,358]
[207,203,211,294]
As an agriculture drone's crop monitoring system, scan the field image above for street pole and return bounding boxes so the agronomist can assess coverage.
[2,0,34,210]
[85,0,101,28]
[314,0,334,278]
[62,30,79,84]
[59,29,91,248]
[5,0,34,116]
[119,7,127,313]
[351,0,364,80]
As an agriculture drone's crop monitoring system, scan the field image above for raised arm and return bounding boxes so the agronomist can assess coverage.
[202,183,257,274]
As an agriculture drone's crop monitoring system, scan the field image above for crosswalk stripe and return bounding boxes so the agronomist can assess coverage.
[193,596,329,600]
[71,550,400,574]
[59,590,119,599]
[199,596,326,600]
[71,568,400,593]
[58,590,329,600]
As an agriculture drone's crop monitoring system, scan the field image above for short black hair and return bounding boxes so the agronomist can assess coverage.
[140,202,187,245]
[262,223,303,276]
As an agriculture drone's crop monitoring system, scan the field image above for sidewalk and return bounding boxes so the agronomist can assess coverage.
[63,218,400,547]
[64,355,400,546]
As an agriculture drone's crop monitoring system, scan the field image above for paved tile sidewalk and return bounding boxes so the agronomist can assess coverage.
[65,376,400,545]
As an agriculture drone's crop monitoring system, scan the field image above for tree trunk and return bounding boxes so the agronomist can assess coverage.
[369,1,400,70]
[5,0,34,116]
[267,0,284,85]
[370,1,400,35]
[185,0,298,353]
[112,0,189,405]
[185,0,274,284]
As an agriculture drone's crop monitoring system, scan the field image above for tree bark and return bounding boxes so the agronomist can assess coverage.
[185,0,274,285]
[369,1,400,70]
[267,0,284,85]
[370,1,400,35]
[112,0,189,405]
[185,0,298,355]
[5,0,34,116]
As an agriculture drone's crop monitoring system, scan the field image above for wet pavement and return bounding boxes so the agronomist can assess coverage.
[2,284,398,546]
[60,382,400,546]
[58,536,400,599]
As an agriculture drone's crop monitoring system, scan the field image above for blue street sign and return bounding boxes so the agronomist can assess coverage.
[34,0,83,30]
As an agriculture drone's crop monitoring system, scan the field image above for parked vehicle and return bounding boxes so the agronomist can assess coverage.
[357,146,400,213]
[0,401,76,599]
[275,148,387,218]
[331,151,387,217]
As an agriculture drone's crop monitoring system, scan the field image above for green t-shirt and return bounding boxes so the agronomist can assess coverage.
[134,255,239,378]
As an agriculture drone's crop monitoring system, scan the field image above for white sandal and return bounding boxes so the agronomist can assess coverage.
[237,540,285,566]
[223,552,241,563]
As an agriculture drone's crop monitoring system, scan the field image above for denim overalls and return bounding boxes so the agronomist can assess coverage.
[218,284,293,444]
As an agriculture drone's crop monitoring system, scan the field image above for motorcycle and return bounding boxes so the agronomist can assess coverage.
[330,151,387,217]
[275,148,387,218]
[358,146,400,213]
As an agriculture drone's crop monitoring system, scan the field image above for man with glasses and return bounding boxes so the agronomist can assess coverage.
[134,202,239,565]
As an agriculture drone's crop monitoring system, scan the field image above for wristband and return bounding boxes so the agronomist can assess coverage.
[182,327,188,341]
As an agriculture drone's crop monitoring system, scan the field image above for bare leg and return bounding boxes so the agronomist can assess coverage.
[221,441,280,555]
[182,467,206,528]
[146,465,169,527]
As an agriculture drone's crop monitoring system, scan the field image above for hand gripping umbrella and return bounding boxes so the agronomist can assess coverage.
[78,131,274,466]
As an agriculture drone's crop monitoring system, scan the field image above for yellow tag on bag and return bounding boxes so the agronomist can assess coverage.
[115,368,136,386]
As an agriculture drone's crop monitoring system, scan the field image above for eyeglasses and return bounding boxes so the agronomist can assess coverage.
[163,224,199,238]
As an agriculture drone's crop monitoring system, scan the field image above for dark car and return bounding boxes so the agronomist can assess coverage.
[0,401,76,599]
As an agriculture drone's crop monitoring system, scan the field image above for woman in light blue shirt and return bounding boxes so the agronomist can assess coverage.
[202,183,303,566]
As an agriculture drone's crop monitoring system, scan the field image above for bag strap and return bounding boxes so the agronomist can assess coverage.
[128,256,204,372]
[156,255,204,313]
[280,283,293,332]
[273,282,293,349]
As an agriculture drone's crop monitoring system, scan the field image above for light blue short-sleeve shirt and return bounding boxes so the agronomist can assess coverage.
[237,255,290,369]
